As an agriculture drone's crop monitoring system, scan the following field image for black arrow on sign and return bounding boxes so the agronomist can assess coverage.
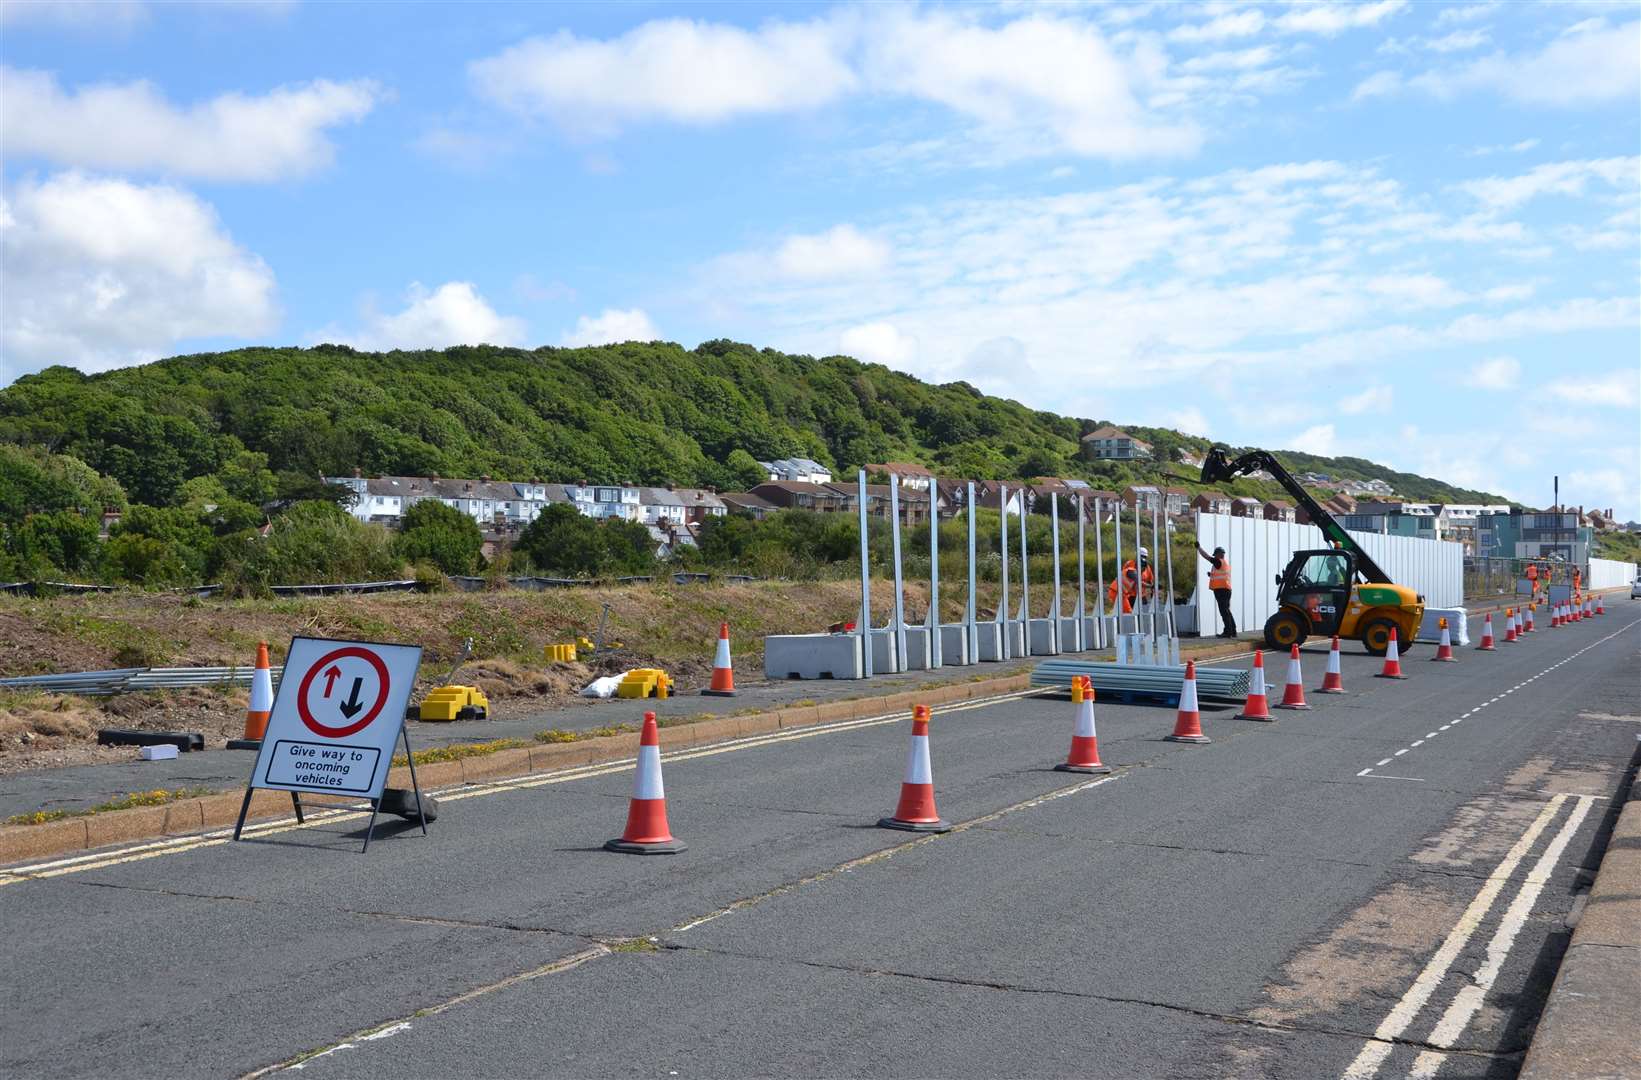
[338,677,366,719]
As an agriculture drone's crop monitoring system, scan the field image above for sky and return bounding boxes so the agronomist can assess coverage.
[1,0,1637,516]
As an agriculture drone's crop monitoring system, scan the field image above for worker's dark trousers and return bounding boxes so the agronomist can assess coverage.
[1213,588,1236,636]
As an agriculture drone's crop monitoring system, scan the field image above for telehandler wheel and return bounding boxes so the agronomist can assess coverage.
[1360,618,1396,656]
[1264,611,1308,650]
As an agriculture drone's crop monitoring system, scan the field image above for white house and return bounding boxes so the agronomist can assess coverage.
[565,482,641,522]
[757,457,833,484]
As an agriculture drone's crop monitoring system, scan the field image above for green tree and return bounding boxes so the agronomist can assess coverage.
[393,500,484,575]
[724,448,768,490]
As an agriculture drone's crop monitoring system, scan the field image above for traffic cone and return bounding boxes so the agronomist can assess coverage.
[1504,609,1518,643]
[1165,661,1211,743]
[1238,650,1274,720]
[1276,644,1311,710]
[605,712,685,854]
[1431,618,1456,661]
[879,705,951,832]
[1596,596,1605,616]
[1318,636,1346,693]
[702,622,737,696]
[1376,627,1408,679]
[1476,613,1496,650]
[1524,605,1535,633]
[1056,677,1111,774]
[1573,600,1583,622]
[227,642,274,750]
[1552,603,1563,627]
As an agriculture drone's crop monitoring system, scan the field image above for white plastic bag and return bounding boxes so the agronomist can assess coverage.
[580,672,629,699]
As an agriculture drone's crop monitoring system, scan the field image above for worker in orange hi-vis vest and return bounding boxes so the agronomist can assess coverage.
[1107,548,1155,615]
[1197,543,1236,638]
[1525,561,1539,600]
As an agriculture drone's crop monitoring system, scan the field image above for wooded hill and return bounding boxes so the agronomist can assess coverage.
[0,341,1506,508]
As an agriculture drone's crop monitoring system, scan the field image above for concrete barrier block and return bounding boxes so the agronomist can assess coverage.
[1056,616,1085,652]
[973,622,1005,662]
[763,633,866,680]
[937,625,973,665]
[867,629,899,673]
[1079,616,1100,651]
[900,626,933,670]
[1028,618,1060,656]
[1420,607,1469,645]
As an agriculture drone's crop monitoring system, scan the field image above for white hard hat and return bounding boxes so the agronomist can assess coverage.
[1138,546,1149,557]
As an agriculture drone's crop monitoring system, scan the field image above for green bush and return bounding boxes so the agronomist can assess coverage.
[393,500,484,575]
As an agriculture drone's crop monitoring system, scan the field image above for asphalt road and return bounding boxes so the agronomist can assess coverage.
[2,611,1637,1079]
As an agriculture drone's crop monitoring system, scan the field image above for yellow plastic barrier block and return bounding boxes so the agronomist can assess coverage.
[544,643,577,663]
[419,685,490,722]
[615,669,671,700]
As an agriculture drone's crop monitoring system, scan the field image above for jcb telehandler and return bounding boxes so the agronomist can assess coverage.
[1200,447,1424,654]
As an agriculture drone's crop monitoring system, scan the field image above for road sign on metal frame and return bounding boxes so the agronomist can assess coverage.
[235,636,426,852]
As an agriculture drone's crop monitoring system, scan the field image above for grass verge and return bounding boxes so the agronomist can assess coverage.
[4,786,216,826]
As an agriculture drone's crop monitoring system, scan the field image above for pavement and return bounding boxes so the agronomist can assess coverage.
[2,610,1636,1078]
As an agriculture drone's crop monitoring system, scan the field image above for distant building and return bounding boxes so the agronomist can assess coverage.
[749,481,850,514]
[1230,496,1263,518]
[1262,500,1296,523]
[1162,487,1191,516]
[756,458,833,484]
[1192,491,1233,516]
[720,492,779,520]
[1122,485,1163,513]
[1080,425,1153,461]
[866,462,935,491]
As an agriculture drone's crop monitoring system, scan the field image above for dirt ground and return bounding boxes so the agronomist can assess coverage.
[0,578,946,774]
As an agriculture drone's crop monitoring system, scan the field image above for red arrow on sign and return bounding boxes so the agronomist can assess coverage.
[323,667,341,697]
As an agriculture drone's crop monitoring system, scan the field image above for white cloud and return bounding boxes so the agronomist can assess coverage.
[840,322,917,366]
[0,0,146,29]
[1339,385,1394,414]
[1,172,277,380]
[1458,157,1639,212]
[1547,371,1638,408]
[1424,28,1489,53]
[774,225,890,280]
[1464,356,1520,389]
[1165,406,1210,437]
[561,307,659,347]
[1289,423,1338,454]
[0,67,381,182]
[1434,2,1499,26]
[1275,0,1407,36]
[1167,9,1266,43]
[469,8,1199,160]
[318,282,527,351]
[1354,20,1641,107]
[469,17,857,135]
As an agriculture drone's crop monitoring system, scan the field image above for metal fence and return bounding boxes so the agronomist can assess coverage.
[0,665,285,697]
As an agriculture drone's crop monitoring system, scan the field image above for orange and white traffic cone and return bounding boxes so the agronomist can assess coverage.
[1573,599,1584,622]
[1476,613,1496,650]
[1524,605,1535,632]
[1431,618,1456,661]
[1552,603,1564,627]
[1376,627,1408,679]
[880,705,951,832]
[1237,651,1274,720]
[1504,609,1518,643]
[1318,635,1346,693]
[605,712,685,854]
[702,622,737,697]
[1276,644,1311,710]
[1596,596,1605,616]
[227,642,274,750]
[1056,677,1111,774]
[1166,661,1211,743]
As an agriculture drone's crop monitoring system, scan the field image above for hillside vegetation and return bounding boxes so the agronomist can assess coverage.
[1,341,1505,505]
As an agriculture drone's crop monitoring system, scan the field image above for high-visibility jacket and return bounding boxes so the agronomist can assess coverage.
[1525,564,1538,581]
[1107,560,1154,613]
[1208,557,1231,590]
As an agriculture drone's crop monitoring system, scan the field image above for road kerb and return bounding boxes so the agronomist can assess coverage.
[1519,770,1641,1080]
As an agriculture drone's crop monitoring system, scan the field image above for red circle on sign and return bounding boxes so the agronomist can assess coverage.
[297,647,391,738]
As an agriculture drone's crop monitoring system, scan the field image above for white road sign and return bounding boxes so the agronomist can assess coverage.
[250,637,422,799]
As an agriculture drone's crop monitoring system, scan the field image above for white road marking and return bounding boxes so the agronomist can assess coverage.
[1340,795,1567,1079]
[1362,774,1425,782]
[1404,795,1598,1079]
[1357,618,1638,777]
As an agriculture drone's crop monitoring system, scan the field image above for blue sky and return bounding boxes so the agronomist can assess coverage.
[2,0,1637,515]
